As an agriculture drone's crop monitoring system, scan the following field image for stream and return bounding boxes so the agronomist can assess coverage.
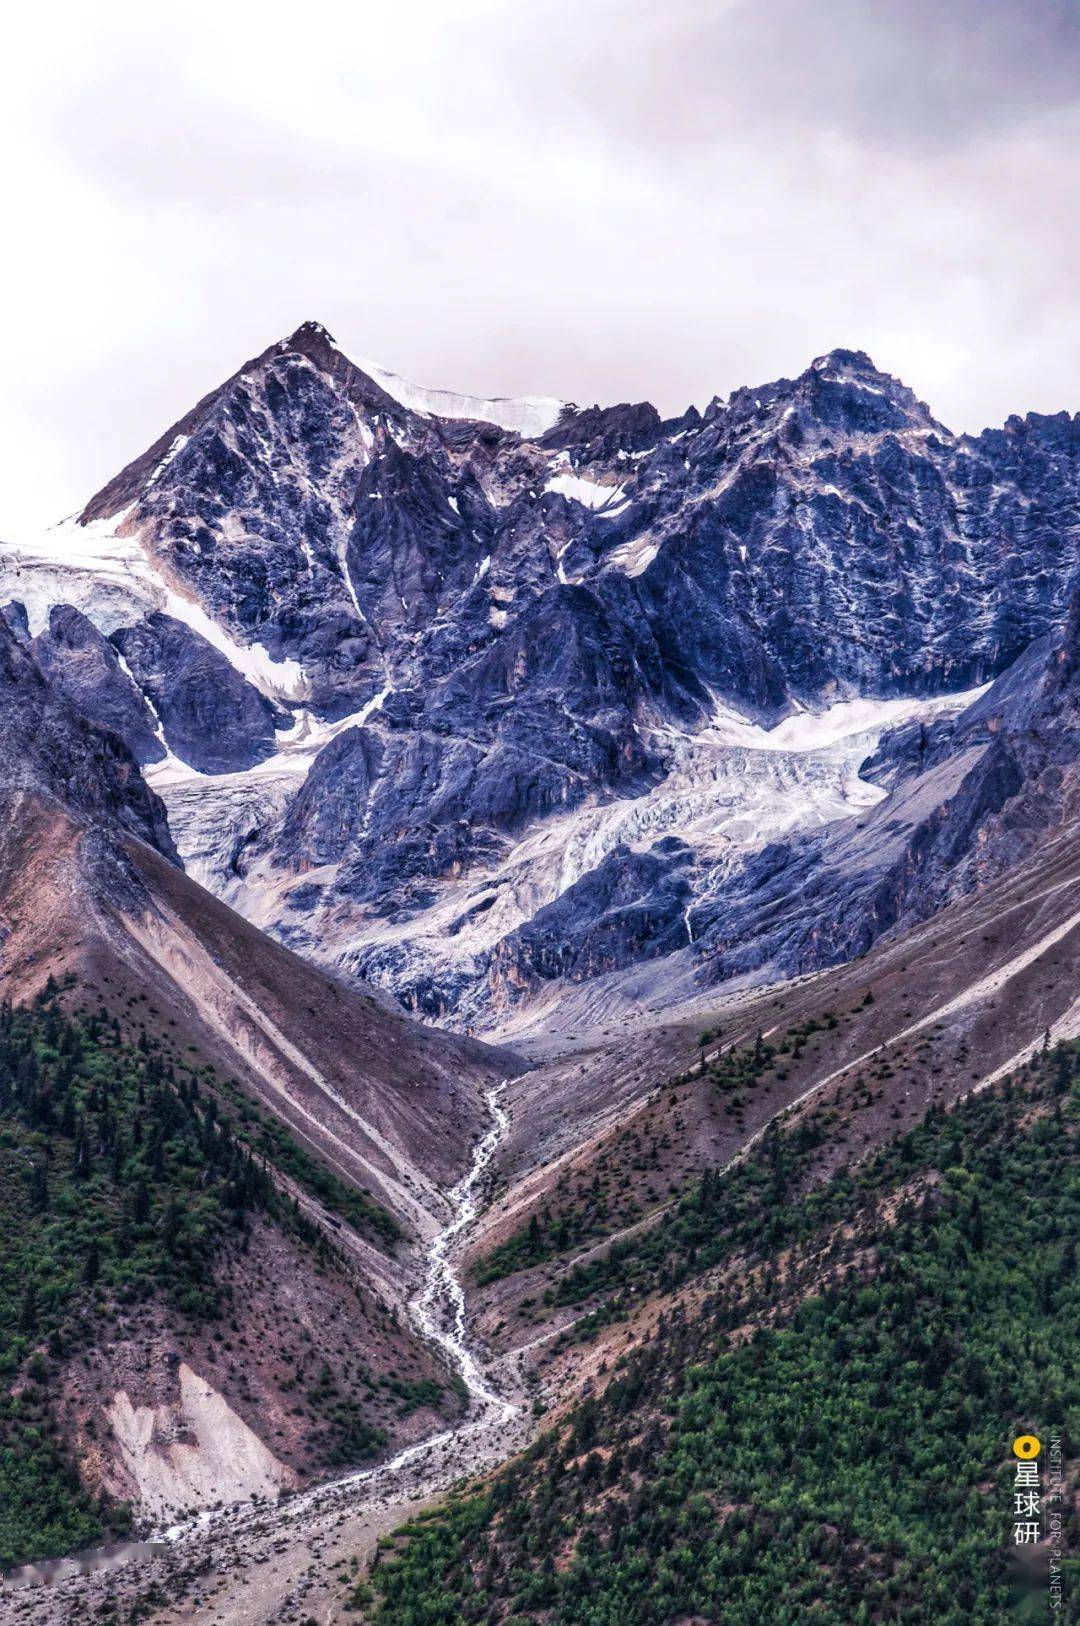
[413,1078,518,1414]
[3,1079,524,1596]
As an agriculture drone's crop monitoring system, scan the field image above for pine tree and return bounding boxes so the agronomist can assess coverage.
[18,1277,38,1333]
[29,1161,49,1213]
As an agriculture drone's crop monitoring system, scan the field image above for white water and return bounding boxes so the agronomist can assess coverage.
[413,1080,518,1414]
[4,1081,523,1592]
[166,1077,522,1535]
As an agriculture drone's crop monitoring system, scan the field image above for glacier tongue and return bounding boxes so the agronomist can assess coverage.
[146,685,985,1032]
[0,512,162,636]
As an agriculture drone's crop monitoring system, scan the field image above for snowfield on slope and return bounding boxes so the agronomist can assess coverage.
[150,683,987,1031]
[354,354,564,439]
[0,513,307,702]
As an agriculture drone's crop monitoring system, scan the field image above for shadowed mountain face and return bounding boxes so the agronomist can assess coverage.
[31,604,167,767]
[0,616,176,867]
[2,323,1077,1031]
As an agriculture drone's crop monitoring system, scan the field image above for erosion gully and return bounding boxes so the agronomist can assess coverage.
[3,1080,529,1612]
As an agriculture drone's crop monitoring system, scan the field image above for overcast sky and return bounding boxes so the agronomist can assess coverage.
[2,0,1077,532]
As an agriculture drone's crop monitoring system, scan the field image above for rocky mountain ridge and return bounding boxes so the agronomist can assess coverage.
[1,323,1077,1031]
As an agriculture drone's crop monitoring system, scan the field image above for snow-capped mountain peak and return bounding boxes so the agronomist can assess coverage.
[1,324,1077,1034]
[280,319,566,437]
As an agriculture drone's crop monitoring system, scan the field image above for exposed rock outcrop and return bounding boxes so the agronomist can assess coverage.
[3,325,1077,1026]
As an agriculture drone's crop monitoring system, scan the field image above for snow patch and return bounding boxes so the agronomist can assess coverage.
[709,687,988,754]
[145,684,395,790]
[607,535,660,577]
[354,356,563,439]
[545,472,624,510]
[144,435,190,490]
[595,496,633,519]
[0,514,308,702]
[160,586,305,701]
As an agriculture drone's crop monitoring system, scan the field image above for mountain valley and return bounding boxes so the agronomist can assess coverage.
[0,327,1078,1622]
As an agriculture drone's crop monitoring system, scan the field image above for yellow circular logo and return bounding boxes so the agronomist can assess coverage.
[1013,1435,1041,1459]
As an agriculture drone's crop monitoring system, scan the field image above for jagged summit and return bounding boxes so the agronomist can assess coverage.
[266,328,935,441]
[74,322,947,541]
[3,322,1078,1034]
[810,345,879,372]
[804,346,941,425]
[719,345,942,439]
[274,317,567,436]
[282,317,337,347]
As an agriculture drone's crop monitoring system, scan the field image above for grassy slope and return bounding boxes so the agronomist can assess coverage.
[472,1018,807,1294]
[363,1047,1080,1625]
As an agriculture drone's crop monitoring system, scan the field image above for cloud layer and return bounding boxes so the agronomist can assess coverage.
[2,0,1076,530]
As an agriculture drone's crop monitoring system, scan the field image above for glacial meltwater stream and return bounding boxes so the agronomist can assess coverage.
[413,1078,519,1413]
[3,1080,525,1596]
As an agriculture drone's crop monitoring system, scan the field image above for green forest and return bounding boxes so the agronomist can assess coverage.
[0,979,399,1571]
[362,1045,1080,1624]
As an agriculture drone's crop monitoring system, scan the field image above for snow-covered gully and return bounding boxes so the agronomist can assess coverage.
[4,1082,526,1600]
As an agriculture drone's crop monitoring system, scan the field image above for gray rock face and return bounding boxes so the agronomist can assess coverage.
[486,839,695,1001]
[33,604,166,765]
[1,601,30,642]
[688,627,1080,987]
[111,613,285,774]
[584,351,1075,714]
[80,322,397,718]
[0,619,176,862]
[8,322,1079,1026]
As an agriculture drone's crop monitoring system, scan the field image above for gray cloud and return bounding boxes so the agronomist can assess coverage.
[0,0,1076,532]
[516,0,1080,156]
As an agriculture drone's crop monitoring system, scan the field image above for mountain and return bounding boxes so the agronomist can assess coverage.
[0,615,509,1214]
[0,618,514,1562]
[3,324,1079,1622]
[0,611,175,867]
[3,323,1076,1045]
